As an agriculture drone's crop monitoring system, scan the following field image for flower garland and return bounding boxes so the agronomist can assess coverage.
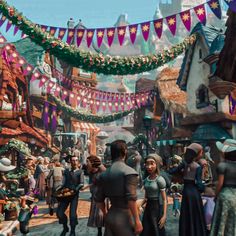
[50,95,135,123]
[0,0,197,75]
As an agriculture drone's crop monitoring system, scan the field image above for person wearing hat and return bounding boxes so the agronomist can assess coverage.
[168,143,207,236]
[210,139,236,236]
[0,157,17,187]
[85,155,106,236]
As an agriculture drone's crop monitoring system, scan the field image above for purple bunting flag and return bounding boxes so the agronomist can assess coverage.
[117,26,126,46]
[129,24,138,44]
[49,27,57,36]
[96,28,105,48]
[166,15,177,36]
[58,28,66,40]
[13,25,19,35]
[0,15,6,27]
[86,29,95,48]
[76,29,84,47]
[43,102,49,130]
[51,106,57,133]
[153,19,163,38]
[208,0,222,19]
[67,29,75,44]
[194,4,207,25]
[180,10,191,31]
[40,25,48,33]
[106,27,115,47]
[6,20,12,32]
[141,22,150,41]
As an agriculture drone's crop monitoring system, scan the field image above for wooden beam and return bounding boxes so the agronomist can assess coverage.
[0,111,26,119]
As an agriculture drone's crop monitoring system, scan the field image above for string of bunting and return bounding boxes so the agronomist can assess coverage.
[49,95,136,123]
[0,0,197,75]
[0,0,221,48]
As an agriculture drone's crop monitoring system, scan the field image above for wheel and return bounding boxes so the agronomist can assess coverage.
[20,221,29,234]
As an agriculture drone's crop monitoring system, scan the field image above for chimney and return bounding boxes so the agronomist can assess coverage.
[67,18,75,29]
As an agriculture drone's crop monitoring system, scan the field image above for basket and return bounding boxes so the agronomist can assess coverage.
[54,188,76,202]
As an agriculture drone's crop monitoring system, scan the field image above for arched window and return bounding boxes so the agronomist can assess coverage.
[196,84,209,108]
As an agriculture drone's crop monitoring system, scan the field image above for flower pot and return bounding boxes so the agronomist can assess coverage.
[4,208,18,221]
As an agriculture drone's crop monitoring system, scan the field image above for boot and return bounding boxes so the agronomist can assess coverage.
[69,226,76,236]
[97,227,102,236]
[60,224,69,236]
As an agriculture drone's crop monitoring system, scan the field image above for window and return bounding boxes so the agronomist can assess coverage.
[199,49,202,60]
[196,84,209,109]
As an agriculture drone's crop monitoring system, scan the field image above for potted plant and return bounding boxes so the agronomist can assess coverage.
[4,201,19,221]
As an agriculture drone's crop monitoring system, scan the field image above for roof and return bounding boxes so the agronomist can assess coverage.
[177,23,222,91]
[209,34,225,55]
[156,67,188,114]
[135,78,155,93]
[192,124,232,141]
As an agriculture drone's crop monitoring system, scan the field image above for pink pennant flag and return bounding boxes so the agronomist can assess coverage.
[102,101,106,112]
[21,31,27,39]
[153,19,163,39]
[117,26,126,46]
[49,27,57,36]
[96,100,100,112]
[166,15,177,36]
[114,102,119,112]
[180,10,191,31]
[67,29,75,44]
[23,65,33,75]
[61,90,68,101]
[108,102,113,112]
[6,20,12,32]
[103,92,106,99]
[129,24,138,44]
[141,22,150,41]
[39,76,49,88]
[13,25,19,35]
[121,101,125,111]
[106,27,115,47]
[47,81,55,93]
[194,4,206,25]
[106,92,111,100]
[58,28,66,40]
[15,57,25,68]
[125,94,130,102]
[127,100,131,110]
[86,29,95,48]
[0,35,6,44]
[40,25,48,33]
[69,92,76,105]
[77,96,82,107]
[54,85,61,97]
[96,28,105,48]
[76,29,84,47]
[0,15,6,27]
[82,98,88,108]
[111,93,115,101]
[89,99,94,110]
[31,71,41,82]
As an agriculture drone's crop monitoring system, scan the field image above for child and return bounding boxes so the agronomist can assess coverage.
[170,184,181,217]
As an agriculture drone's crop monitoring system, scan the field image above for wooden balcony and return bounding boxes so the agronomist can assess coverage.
[0,110,26,120]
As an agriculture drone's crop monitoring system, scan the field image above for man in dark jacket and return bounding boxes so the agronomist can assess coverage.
[95,140,143,236]
[57,156,84,236]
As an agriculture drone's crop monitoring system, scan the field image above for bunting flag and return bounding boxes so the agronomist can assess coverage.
[225,0,236,13]
[180,10,191,31]
[54,85,61,97]
[30,71,40,82]
[47,81,55,93]
[13,25,19,35]
[86,29,94,48]
[106,27,115,47]
[66,29,75,44]
[194,4,207,25]
[0,15,6,27]
[39,75,49,88]
[22,65,32,75]
[76,29,84,47]
[166,15,177,36]
[49,27,57,36]
[43,102,49,130]
[96,100,100,111]
[58,28,66,40]
[96,28,105,48]
[153,19,163,38]
[141,22,150,42]
[69,92,75,105]
[51,105,57,133]
[77,96,82,107]
[108,101,112,112]
[6,20,12,32]
[61,90,68,101]
[117,26,126,46]
[40,25,48,33]
[129,24,138,44]
[208,0,222,19]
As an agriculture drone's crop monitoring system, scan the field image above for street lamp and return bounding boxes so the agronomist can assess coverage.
[143,115,152,156]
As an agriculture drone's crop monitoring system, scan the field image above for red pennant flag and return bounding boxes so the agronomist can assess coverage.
[106,27,115,47]
[89,99,94,110]
[49,27,57,36]
[23,65,33,75]
[127,100,131,110]
[96,28,105,48]
[96,100,100,112]
[54,85,61,97]
[108,102,113,112]
[76,29,84,47]
[129,24,138,44]
[67,29,75,44]
[58,28,66,40]
[47,81,55,93]
[86,29,95,48]
[180,10,191,32]
[6,20,12,32]
[194,4,207,25]
[121,101,125,111]
[61,90,68,101]
[0,15,6,27]
[117,26,126,46]
[31,71,41,82]
[153,19,163,39]
[69,93,76,105]
[82,98,88,108]
[39,76,49,88]
[13,25,19,35]
[102,101,106,112]
[141,22,150,41]
[114,102,119,112]
[166,15,177,36]
[0,35,6,44]
[40,25,48,33]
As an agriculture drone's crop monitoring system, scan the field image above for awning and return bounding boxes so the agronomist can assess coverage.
[156,140,177,146]
[191,124,232,141]
[72,121,100,132]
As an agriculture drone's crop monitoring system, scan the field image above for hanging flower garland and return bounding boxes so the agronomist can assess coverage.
[50,95,135,123]
[0,0,197,75]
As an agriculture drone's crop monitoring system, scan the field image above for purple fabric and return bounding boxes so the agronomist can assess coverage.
[51,105,57,133]
[58,28,66,40]
[117,26,126,46]
[0,15,6,27]
[208,0,222,19]
[96,28,105,48]
[40,25,48,33]
[6,20,12,32]
[153,19,163,38]
[180,10,191,31]
[86,29,95,48]
[76,29,84,47]
[106,27,115,47]
[129,24,138,44]
[166,15,177,36]
[202,196,215,226]
[43,101,49,130]
[13,26,19,35]
[67,29,75,44]
[194,4,207,25]
[141,22,150,41]
[49,27,57,36]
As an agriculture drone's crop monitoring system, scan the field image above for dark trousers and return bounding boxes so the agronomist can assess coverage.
[56,195,79,227]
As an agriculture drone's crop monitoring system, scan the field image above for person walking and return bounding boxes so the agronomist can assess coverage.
[210,139,236,236]
[95,140,143,236]
[56,156,84,236]
[140,154,167,236]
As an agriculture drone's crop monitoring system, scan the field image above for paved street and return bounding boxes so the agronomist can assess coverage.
[14,191,179,236]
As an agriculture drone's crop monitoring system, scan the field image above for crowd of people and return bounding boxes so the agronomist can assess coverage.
[1,138,236,236]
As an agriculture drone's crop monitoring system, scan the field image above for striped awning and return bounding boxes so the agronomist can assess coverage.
[156,140,177,146]
[73,121,100,132]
